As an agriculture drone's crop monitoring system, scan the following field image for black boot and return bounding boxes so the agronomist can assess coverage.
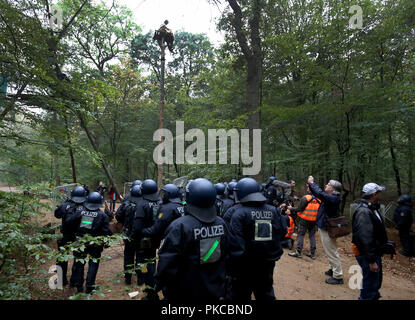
[325,269,333,277]
[325,277,344,285]
[141,290,159,300]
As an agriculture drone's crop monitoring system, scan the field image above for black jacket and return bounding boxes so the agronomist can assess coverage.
[229,202,285,268]
[131,198,158,243]
[264,184,280,205]
[352,200,388,263]
[309,183,341,229]
[66,207,112,238]
[156,215,235,301]
[142,201,184,246]
[221,198,235,216]
[54,200,82,236]
[223,203,243,225]
[115,196,142,237]
[394,203,413,230]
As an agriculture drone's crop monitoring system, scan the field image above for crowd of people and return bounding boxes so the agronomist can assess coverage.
[53,176,414,300]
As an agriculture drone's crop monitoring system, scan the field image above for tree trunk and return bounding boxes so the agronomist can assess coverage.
[388,125,402,196]
[408,120,414,194]
[63,114,77,183]
[227,0,264,181]
[78,113,121,199]
[53,112,61,186]
[157,40,166,188]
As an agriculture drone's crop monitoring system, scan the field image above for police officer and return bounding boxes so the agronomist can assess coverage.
[122,180,142,204]
[116,184,142,285]
[394,194,414,257]
[131,179,160,299]
[142,184,184,247]
[264,176,279,206]
[214,183,227,217]
[229,177,286,300]
[155,178,234,301]
[222,181,237,216]
[261,183,267,196]
[54,186,87,286]
[68,192,112,293]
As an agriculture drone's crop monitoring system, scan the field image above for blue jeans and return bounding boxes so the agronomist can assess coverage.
[356,255,382,300]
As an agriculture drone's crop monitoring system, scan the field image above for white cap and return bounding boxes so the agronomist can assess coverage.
[362,183,386,196]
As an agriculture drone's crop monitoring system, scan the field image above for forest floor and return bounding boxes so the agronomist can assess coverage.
[2,183,415,300]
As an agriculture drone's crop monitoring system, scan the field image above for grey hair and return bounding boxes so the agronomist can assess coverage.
[329,180,342,194]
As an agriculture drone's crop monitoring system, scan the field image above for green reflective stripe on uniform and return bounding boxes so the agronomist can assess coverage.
[81,220,93,224]
[304,209,318,212]
[202,240,219,262]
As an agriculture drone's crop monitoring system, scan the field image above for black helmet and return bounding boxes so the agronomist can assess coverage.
[132,180,142,187]
[235,178,267,203]
[70,186,87,204]
[261,183,267,191]
[269,176,276,183]
[227,181,237,198]
[84,191,103,210]
[185,179,194,199]
[161,184,182,204]
[141,179,158,201]
[215,183,226,196]
[398,194,412,206]
[130,185,142,201]
[186,178,217,223]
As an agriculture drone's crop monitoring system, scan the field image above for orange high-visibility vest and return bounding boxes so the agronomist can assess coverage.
[285,215,295,238]
[298,195,321,222]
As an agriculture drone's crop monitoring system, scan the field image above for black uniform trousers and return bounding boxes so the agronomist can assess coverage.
[398,226,414,255]
[231,260,276,301]
[70,245,103,292]
[56,234,75,285]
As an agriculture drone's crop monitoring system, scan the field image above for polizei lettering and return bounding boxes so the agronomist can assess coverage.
[81,211,98,217]
[251,210,273,219]
[194,225,224,240]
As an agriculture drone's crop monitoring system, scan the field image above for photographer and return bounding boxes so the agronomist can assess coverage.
[352,183,393,300]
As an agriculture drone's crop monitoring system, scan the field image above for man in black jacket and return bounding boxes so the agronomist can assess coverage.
[229,178,286,300]
[68,192,112,293]
[155,178,234,301]
[131,179,159,300]
[352,183,388,300]
[394,194,414,257]
[54,186,87,286]
[142,184,184,247]
[308,176,344,284]
[115,184,142,285]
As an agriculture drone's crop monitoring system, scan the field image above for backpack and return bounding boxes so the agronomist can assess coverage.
[123,201,137,235]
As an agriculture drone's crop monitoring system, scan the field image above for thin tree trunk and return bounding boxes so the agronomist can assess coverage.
[408,121,414,194]
[78,113,121,199]
[63,114,77,183]
[157,39,166,188]
[53,112,61,186]
[388,125,402,196]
